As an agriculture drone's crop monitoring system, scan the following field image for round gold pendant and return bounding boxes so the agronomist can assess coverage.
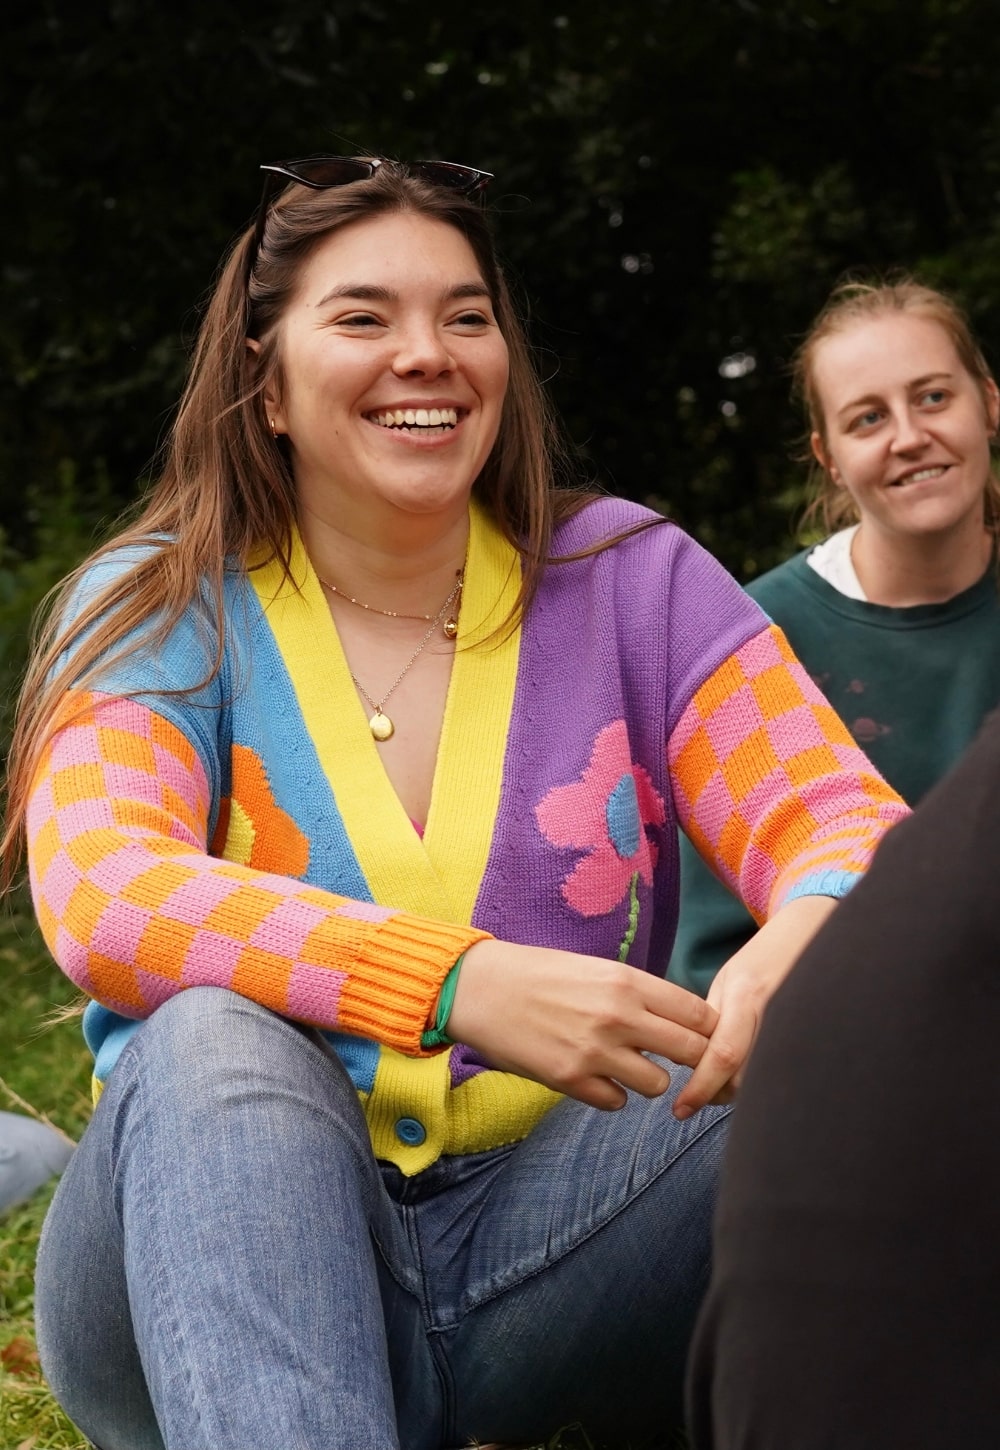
[369,711,394,742]
[443,616,459,640]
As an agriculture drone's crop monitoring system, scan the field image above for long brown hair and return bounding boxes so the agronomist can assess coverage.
[3,162,644,881]
[794,276,1000,539]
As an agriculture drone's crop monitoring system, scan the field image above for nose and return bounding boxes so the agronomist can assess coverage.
[889,407,931,454]
[391,322,455,379]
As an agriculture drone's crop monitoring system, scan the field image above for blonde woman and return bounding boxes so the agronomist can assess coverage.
[673,278,1000,998]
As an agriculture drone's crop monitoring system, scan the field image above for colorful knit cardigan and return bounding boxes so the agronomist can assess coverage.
[26,499,908,1172]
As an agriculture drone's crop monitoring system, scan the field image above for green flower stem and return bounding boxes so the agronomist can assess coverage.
[616,871,641,962]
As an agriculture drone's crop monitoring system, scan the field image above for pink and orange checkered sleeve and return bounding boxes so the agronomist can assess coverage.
[26,691,489,1051]
[668,625,909,924]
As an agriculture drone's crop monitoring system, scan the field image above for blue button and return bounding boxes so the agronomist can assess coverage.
[394,1117,426,1146]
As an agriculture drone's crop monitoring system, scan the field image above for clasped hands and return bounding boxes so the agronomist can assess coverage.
[448,894,837,1119]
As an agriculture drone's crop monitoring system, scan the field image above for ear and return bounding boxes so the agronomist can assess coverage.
[810,430,843,486]
[985,377,1000,436]
[245,337,286,436]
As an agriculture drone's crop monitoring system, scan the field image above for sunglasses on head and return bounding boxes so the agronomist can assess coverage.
[248,155,494,284]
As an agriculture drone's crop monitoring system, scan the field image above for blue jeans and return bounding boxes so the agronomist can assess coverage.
[35,987,729,1450]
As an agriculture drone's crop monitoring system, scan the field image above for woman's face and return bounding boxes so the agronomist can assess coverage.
[811,312,999,545]
[266,210,510,536]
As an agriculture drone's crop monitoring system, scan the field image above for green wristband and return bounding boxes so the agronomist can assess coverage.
[420,954,464,1050]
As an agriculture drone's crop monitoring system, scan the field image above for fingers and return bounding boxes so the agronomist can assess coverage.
[632,1010,715,1070]
[554,1051,671,1112]
[672,1006,758,1119]
[566,1075,630,1111]
[605,1048,672,1100]
[531,1034,676,1106]
[630,975,718,1068]
[641,975,719,1037]
[511,1050,665,1112]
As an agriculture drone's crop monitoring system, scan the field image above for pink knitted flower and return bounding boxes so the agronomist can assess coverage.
[535,720,666,917]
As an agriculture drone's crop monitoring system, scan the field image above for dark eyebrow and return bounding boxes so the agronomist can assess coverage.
[314,284,394,308]
[314,281,491,309]
[910,371,954,388]
[836,372,955,421]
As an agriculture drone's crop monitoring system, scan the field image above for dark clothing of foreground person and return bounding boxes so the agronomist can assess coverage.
[688,705,1000,1448]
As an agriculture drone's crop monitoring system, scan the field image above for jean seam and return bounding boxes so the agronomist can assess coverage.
[126,1050,210,1446]
[435,1102,731,1331]
[427,1325,459,1448]
[410,1200,459,1443]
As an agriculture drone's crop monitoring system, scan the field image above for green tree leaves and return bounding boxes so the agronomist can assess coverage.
[5,0,1000,579]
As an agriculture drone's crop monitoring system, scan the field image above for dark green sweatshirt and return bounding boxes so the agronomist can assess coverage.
[670,548,1000,996]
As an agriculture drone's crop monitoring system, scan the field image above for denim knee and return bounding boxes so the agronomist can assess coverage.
[105,988,374,1171]
[117,987,340,1090]
[118,985,300,1077]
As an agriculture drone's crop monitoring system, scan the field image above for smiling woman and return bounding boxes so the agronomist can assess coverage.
[672,278,1000,998]
[255,210,510,772]
[1,162,908,1450]
[803,288,1000,603]
[262,215,509,550]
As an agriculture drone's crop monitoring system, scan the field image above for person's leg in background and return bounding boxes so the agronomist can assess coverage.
[0,1109,73,1213]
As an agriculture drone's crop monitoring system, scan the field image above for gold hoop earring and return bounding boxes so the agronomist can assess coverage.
[269,417,278,439]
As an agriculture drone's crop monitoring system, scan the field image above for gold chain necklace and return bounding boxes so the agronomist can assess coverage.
[317,570,464,641]
[343,575,463,741]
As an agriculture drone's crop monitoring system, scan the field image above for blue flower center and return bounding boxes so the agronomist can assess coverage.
[606,773,640,858]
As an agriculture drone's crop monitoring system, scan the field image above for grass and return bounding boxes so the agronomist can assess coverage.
[0,889,685,1450]
[0,887,92,1450]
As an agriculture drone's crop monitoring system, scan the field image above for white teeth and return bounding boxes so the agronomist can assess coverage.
[904,466,946,484]
[370,407,459,430]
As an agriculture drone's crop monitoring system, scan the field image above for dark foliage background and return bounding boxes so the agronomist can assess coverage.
[4,0,1000,694]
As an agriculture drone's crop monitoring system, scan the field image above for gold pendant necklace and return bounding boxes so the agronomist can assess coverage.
[343,575,464,741]
[318,570,463,641]
[366,709,395,743]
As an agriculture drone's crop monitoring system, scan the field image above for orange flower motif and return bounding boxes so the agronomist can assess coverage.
[211,745,310,877]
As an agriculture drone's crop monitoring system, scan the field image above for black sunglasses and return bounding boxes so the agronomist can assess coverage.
[248,156,493,286]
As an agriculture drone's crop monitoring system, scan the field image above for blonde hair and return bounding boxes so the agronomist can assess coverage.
[793,276,1000,539]
[2,163,654,884]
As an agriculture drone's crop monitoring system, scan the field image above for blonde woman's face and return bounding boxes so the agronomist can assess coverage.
[811,312,999,545]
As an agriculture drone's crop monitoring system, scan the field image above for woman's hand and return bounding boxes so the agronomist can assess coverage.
[672,894,839,1118]
[447,939,718,1110]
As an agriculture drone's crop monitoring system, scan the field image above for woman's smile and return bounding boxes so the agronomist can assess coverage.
[364,402,463,436]
[888,464,949,487]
